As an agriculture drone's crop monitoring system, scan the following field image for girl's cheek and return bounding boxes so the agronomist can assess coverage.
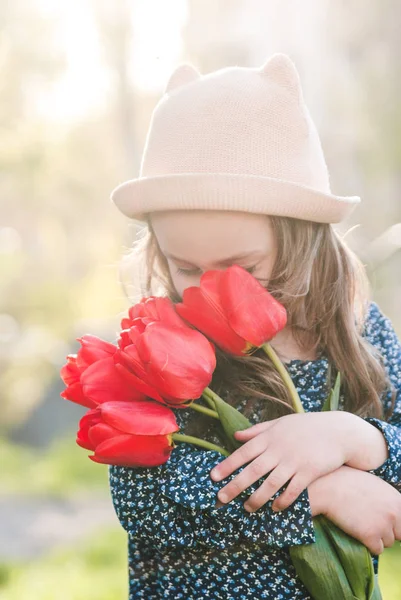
[255,257,275,284]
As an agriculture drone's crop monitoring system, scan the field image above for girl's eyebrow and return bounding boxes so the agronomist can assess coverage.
[164,251,262,265]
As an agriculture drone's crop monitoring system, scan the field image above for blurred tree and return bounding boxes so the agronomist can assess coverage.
[0,0,132,433]
[90,0,139,173]
[324,0,401,320]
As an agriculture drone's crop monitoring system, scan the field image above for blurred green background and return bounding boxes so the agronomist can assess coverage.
[1,0,400,598]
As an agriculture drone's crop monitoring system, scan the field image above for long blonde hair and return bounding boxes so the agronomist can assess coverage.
[119,215,396,430]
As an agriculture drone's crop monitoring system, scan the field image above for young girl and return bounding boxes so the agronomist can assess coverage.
[108,53,401,599]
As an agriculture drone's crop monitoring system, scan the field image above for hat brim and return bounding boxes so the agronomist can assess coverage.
[110,172,360,224]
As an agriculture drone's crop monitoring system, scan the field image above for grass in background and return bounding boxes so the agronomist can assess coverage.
[1,434,400,598]
[0,434,108,497]
[0,528,399,599]
[379,543,401,599]
[0,527,127,600]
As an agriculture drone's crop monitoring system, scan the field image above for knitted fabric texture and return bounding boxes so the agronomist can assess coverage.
[111,53,360,224]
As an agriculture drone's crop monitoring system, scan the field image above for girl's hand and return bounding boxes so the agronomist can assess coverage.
[210,411,383,512]
[309,465,401,555]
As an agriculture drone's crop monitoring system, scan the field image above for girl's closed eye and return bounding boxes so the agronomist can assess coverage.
[176,266,202,276]
[176,265,257,277]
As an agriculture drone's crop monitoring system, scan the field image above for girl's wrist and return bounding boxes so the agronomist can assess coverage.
[344,414,389,471]
[308,465,354,517]
[308,475,330,517]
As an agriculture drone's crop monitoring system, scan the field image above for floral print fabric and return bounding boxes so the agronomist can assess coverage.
[109,301,401,599]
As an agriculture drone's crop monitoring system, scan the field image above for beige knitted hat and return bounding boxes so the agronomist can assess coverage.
[110,53,360,224]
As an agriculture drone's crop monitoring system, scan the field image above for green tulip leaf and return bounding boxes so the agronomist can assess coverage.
[369,575,383,600]
[321,389,333,412]
[330,371,341,411]
[289,516,356,600]
[322,371,342,412]
[319,516,376,599]
[209,393,252,450]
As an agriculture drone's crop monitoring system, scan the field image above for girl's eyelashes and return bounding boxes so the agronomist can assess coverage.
[176,265,257,277]
[176,267,202,276]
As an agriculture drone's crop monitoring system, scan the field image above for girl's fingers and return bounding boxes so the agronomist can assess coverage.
[369,539,384,556]
[382,530,395,549]
[234,421,274,440]
[271,473,310,511]
[216,453,278,504]
[243,465,295,512]
[210,434,268,481]
[395,519,401,541]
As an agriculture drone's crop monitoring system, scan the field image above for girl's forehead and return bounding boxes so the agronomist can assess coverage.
[150,210,276,262]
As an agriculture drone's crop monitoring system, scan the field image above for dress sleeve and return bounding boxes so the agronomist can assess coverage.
[108,444,316,553]
[127,533,159,600]
[362,302,401,492]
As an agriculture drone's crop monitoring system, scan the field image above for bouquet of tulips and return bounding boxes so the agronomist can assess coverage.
[60,265,381,600]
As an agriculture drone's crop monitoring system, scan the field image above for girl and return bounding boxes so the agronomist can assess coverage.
[108,53,401,599]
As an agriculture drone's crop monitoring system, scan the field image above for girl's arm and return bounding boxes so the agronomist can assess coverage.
[309,465,401,556]
[108,443,316,553]
[361,302,401,492]
[127,534,159,600]
[109,302,400,555]
[211,301,401,514]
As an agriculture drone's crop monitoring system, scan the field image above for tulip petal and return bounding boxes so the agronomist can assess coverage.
[76,334,117,369]
[118,341,146,376]
[121,297,186,331]
[81,357,145,404]
[88,422,120,447]
[60,355,80,385]
[221,265,287,346]
[60,382,97,409]
[77,433,95,451]
[78,407,102,427]
[176,277,246,355]
[114,358,165,403]
[137,323,216,399]
[76,408,102,450]
[152,296,187,329]
[99,400,179,435]
[117,329,132,350]
[91,433,173,467]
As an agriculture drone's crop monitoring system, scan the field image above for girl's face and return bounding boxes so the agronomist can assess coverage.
[150,210,278,298]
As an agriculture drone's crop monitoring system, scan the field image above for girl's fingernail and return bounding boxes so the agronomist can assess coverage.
[210,469,220,480]
[217,492,227,503]
[244,503,254,512]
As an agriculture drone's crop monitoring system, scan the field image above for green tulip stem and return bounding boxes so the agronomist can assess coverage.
[172,433,230,456]
[188,402,219,419]
[262,343,305,414]
[202,386,224,406]
[201,392,217,411]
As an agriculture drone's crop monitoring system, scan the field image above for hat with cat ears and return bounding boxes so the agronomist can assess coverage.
[110,53,360,224]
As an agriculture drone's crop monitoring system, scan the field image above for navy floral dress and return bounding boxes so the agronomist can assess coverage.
[109,301,401,599]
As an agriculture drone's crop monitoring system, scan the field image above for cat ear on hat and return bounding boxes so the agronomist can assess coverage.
[260,53,303,104]
[164,63,201,95]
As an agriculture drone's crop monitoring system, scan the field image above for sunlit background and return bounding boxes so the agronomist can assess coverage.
[1,1,400,598]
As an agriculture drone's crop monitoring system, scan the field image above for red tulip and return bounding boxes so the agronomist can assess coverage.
[115,296,216,405]
[116,320,216,405]
[76,400,179,467]
[121,296,186,332]
[60,335,145,409]
[176,265,287,355]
